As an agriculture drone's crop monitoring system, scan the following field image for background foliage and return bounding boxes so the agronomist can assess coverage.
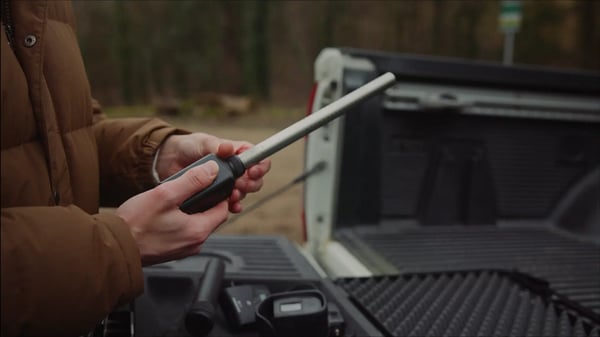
[73,1,600,108]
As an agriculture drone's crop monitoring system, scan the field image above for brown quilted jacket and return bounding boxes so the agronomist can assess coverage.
[1,0,182,335]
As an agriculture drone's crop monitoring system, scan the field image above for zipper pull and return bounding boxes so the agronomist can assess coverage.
[2,0,15,48]
[3,23,14,47]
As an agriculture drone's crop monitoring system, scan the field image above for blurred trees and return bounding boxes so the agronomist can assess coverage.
[72,1,599,107]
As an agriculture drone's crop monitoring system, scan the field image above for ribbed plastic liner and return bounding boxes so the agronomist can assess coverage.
[201,235,320,280]
[336,226,600,315]
[153,235,320,281]
[337,271,600,337]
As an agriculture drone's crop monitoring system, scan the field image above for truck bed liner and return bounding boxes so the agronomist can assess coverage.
[337,271,600,337]
[335,225,600,315]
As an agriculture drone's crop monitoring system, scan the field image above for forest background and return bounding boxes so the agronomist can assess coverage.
[74,1,599,109]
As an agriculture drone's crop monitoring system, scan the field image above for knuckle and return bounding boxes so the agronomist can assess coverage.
[153,184,175,203]
[240,178,249,191]
[245,179,261,192]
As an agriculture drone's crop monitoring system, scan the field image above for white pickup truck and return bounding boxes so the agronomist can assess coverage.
[95,47,600,337]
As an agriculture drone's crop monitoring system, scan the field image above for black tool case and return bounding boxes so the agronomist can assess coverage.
[95,235,383,336]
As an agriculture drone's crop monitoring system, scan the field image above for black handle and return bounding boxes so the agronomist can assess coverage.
[185,258,226,337]
[162,154,246,214]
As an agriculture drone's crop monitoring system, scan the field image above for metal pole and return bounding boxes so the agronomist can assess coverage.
[237,72,396,167]
[503,31,515,65]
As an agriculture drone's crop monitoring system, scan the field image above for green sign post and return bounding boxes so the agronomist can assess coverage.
[499,0,522,65]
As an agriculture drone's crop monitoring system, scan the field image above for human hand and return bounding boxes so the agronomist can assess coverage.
[116,161,228,266]
[155,133,271,213]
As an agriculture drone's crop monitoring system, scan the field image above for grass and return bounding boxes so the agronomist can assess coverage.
[103,105,155,118]
[102,103,305,128]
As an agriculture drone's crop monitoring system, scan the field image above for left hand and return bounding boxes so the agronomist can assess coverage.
[155,133,271,213]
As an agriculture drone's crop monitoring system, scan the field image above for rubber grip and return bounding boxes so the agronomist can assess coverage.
[162,154,245,214]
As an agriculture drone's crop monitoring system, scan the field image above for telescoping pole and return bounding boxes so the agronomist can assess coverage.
[164,72,396,214]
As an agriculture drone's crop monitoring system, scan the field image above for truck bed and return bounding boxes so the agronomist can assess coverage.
[304,48,600,336]
[338,270,599,337]
[335,225,600,315]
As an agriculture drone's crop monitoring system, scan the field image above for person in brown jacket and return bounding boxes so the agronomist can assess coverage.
[0,0,270,335]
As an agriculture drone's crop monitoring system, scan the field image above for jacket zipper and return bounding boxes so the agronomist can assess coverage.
[1,0,15,48]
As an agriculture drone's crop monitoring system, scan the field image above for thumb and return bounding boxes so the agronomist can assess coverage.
[160,161,219,205]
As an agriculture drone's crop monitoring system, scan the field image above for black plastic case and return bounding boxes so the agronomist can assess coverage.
[130,235,382,337]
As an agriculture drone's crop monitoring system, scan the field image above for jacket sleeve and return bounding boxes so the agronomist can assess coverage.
[1,205,143,336]
[92,99,188,206]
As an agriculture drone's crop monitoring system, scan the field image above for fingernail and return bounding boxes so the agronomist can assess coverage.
[205,161,219,176]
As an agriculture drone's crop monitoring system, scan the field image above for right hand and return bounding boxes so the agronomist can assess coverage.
[116,161,228,266]
[155,133,271,213]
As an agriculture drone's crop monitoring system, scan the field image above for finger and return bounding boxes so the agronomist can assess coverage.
[235,177,264,193]
[229,201,242,213]
[229,189,248,203]
[247,160,271,179]
[233,141,253,155]
[201,135,223,153]
[216,142,235,158]
[229,189,242,203]
[159,161,219,205]
[178,134,213,163]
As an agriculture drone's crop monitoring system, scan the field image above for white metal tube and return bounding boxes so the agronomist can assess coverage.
[238,72,396,167]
